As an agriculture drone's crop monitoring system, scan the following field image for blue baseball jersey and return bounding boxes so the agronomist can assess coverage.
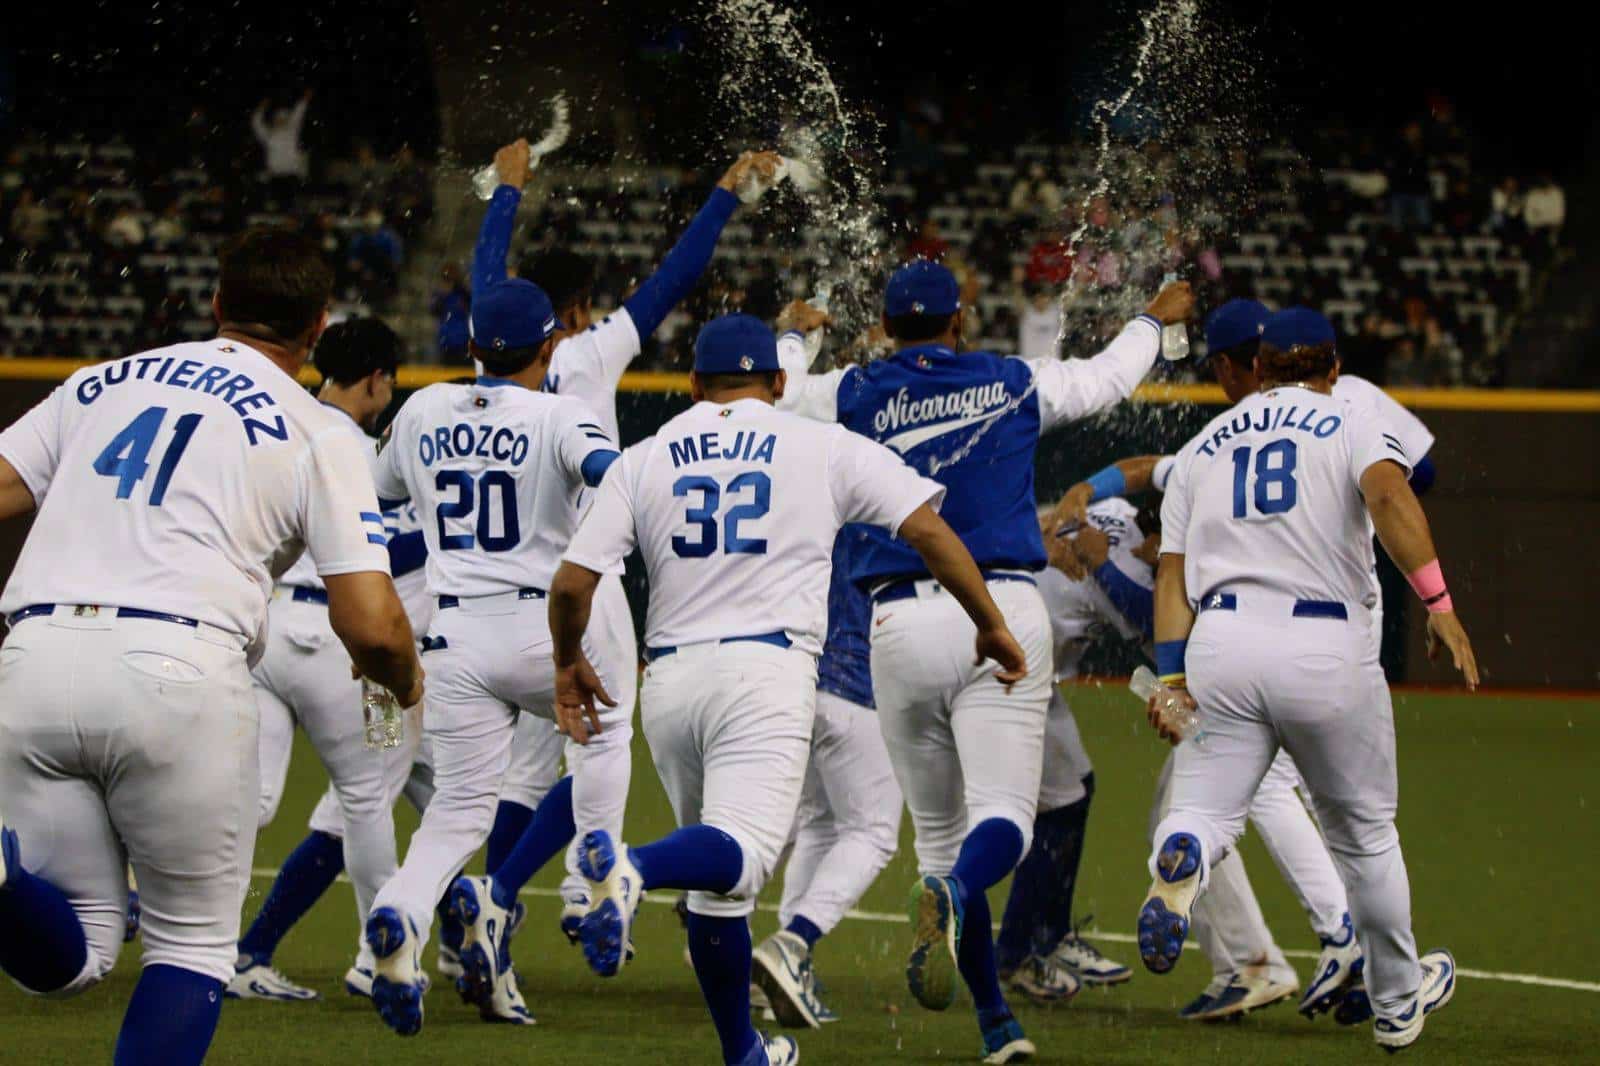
[816,525,875,709]
[775,316,1161,591]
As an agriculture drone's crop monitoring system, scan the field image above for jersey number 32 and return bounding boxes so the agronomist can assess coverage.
[671,472,770,558]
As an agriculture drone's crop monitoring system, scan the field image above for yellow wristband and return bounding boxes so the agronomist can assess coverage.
[1159,673,1187,688]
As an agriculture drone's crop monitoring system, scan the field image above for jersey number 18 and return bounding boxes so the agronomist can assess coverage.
[1230,439,1299,518]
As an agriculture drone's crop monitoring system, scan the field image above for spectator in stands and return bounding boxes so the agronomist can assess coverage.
[1009,162,1062,219]
[905,217,949,262]
[346,209,404,308]
[1524,174,1566,245]
[1388,120,1433,230]
[1386,336,1426,385]
[387,144,433,240]
[148,201,188,246]
[432,262,470,360]
[104,206,145,248]
[1491,177,1525,236]
[251,89,313,202]
[8,187,49,247]
[1024,229,1072,288]
[1016,283,1059,360]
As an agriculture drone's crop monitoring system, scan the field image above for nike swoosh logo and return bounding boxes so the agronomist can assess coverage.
[881,406,1009,453]
[875,616,891,627]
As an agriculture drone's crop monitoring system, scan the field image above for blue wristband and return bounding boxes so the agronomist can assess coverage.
[1084,465,1126,503]
[1155,640,1188,678]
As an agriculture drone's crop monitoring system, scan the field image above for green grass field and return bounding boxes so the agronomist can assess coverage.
[4,686,1597,1064]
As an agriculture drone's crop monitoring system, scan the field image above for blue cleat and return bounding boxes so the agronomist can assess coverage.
[1373,949,1455,1053]
[1335,983,1374,1026]
[735,1032,799,1065]
[905,875,964,1011]
[1300,911,1364,1018]
[365,907,425,1037]
[124,890,141,943]
[980,1011,1036,1063]
[0,820,20,890]
[576,831,642,978]
[1138,833,1203,975]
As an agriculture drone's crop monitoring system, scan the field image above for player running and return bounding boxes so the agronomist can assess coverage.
[0,228,421,1065]
[228,317,415,1003]
[777,260,1191,1062]
[551,313,1027,1066]
[1141,307,1476,1052]
[360,268,621,1034]
[458,140,783,951]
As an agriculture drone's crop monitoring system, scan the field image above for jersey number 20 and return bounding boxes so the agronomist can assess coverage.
[93,405,202,505]
[1230,439,1298,518]
[436,469,519,552]
[671,472,770,558]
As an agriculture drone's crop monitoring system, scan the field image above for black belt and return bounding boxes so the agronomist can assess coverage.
[644,630,792,663]
[437,587,545,610]
[871,571,1036,606]
[288,586,328,606]
[1200,592,1348,621]
[6,604,204,629]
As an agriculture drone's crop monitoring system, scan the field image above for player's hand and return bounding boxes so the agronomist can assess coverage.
[396,672,425,711]
[1071,525,1111,572]
[975,626,1028,689]
[555,655,616,745]
[717,150,783,195]
[1048,482,1094,537]
[1045,524,1087,581]
[777,299,831,335]
[1145,281,1194,326]
[1424,611,1479,690]
[494,139,533,191]
[1146,685,1194,747]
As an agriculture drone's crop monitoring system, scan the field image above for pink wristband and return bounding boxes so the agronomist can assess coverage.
[1407,559,1453,613]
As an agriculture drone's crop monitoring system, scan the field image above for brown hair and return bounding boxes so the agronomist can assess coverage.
[1257,341,1337,386]
[216,227,333,341]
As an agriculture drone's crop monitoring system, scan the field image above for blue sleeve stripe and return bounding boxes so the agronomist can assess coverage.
[377,496,409,512]
[359,511,384,524]
[1094,559,1155,638]
[366,533,388,546]
[580,448,621,488]
[577,422,604,431]
[583,431,612,441]
[386,529,428,577]
[1384,441,1406,455]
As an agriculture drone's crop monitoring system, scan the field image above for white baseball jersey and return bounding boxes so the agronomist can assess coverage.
[0,339,389,637]
[1160,385,1411,607]
[545,312,641,443]
[1039,498,1151,681]
[374,379,616,598]
[1333,374,1434,463]
[563,397,944,655]
[277,409,384,590]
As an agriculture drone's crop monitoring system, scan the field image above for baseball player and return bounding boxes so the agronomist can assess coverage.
[1141,307,1477,1052]
[0,228,421,1065]
[748,523,906,1029]
[228,317,413,1002]
[360,269,621,1035]
[551,314,1027,1066]
[465,142,783,944]
[776,261,1192,1063]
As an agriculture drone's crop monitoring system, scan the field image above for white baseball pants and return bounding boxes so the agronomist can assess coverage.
[1038,688,1094,812]
[871,578,1053,876]
[778,690,903,936]
[0,611,257,989]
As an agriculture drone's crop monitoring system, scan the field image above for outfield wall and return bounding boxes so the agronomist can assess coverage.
[1,365,1594,688]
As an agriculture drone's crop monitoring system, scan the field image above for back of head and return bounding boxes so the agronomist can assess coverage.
[217,227,334,343]
[1204,298,1270,370]
[1258,307,1338,387]
[469,278,560,376]
[314,317,401,385]
[883,259,961,344]
[520,248,595,315]
[693,314,780,398]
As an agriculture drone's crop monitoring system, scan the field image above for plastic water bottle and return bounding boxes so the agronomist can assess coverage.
[735,155,821,204]
[1130,666,1203,743]
[1159,271,1190,361]
[362,678,405,750]
[803,287,831,363]
[471,94,572,200]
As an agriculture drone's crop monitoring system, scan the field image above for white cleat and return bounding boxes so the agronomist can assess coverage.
[752,931,828,1029]
[560,886,590,945]
[344,963,431,1000]
[1004,954,1081,1006]
[366,907,426,1037]
[1180,966,1297,1021]
[737,1033,799,1065]
[449,875,516,1010]
[437,944,465,981]
[749,981,777,1022]
[576,831,643,978]
[226,956,320,1002]
[479,964,538,1026]
[1299,911,1364,1018]
[1049,930,1133,986]
[1373,949,1456,1053]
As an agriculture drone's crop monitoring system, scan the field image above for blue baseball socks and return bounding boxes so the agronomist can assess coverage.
[237,829,344,963]
[950,817,1026,1025]
[995,775,1094,974]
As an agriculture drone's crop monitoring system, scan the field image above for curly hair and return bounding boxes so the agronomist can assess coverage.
[1257,341,1337,386]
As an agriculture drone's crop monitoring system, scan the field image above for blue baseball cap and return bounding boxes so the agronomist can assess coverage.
[1204,299,1269,355]
[470,279,559,351]
[1262,306,1337,350]
[693,314,779,374]
[885,260,960,317]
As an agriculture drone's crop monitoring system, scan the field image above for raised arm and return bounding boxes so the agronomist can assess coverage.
[1046,452,1166,539]
[774,303,849,422]
[1029,281,1192,432]
[1360,459,1478,687]
[471,140,532,293]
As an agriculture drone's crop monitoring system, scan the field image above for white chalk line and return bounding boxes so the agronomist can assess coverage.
[249,866,1599,995]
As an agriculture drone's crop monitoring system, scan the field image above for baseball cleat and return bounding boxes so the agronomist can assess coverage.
[1049,927,1132,986]
[477,964,538,1026]
[1,819,21,891]
[124,890,141,943]
[561,886,590,945]
[1004,954,1081,1006]
[365,907,426,1036]
[980,1012,1036,1063]
[225,955,320,1002]
[1299,911,1364,1018]
[1373,949,1455,1052]
[1335,982,1374,1026]
[1138,832,1203,975]
[576,830,642,978]
[752,930,828,1029]
[735,1032,800,1065]
[436,944,465,982]
[1181,967,1297,1021]
[449,875,514,1009]
[906,875,964,1011]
